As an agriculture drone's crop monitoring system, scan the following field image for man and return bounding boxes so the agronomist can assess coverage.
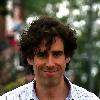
[0,16,99,100]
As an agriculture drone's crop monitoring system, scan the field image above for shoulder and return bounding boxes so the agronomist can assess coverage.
[71,83,100,100]
[0,81,34,100]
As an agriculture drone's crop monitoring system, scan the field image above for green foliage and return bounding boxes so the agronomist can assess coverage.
[0,0,8,16]
[0,78,25,95]
[24,0,62,16]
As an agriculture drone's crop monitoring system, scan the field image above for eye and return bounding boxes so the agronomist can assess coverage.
[36,51,48,58]
[52,51,64,58]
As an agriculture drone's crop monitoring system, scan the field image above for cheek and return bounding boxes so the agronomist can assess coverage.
[57,56,66,64]
[62,60,67,69]
[33,57,40,65]
[33,58,45,69]
[56,58,66,68]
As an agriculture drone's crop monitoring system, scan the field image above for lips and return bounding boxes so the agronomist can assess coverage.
[43,70,58,76]
[44,70,58,72]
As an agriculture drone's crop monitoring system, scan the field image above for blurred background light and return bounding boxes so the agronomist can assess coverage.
[91,66,98,77]
[26,16,38,24]
[96,41,100,48]
[56,1,69,18]
[72,9,80,16]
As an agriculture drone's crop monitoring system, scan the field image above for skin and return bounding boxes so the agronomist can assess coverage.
[27,37,70,100]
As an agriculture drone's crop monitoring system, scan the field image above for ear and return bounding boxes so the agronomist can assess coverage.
[27,58,33,65]
[66,57,70,63]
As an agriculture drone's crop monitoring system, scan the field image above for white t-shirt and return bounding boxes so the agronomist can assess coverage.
[0,77,99,100]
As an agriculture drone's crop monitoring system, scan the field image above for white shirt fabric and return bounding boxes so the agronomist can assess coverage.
[0,77,99,100]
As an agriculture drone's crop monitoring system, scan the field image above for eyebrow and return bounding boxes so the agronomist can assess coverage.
[35,49,64,54]
[39,49,64,52]
[51,50,64,53]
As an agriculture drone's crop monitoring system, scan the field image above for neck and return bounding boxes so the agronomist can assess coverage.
[35,77,69,100]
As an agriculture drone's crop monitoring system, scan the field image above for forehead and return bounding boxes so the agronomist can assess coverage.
[39,37,64,51]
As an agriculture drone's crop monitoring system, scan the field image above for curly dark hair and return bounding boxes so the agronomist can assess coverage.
[20,16,77,69]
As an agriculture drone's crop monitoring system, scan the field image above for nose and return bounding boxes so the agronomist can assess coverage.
[46,54,55,67]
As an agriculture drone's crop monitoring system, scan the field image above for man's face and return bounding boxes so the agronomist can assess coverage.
[28,37,70,87]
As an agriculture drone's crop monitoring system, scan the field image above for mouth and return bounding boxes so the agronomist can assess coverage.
[43,70,58,76]
[44,70,57,72]
[43,69,58,72]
